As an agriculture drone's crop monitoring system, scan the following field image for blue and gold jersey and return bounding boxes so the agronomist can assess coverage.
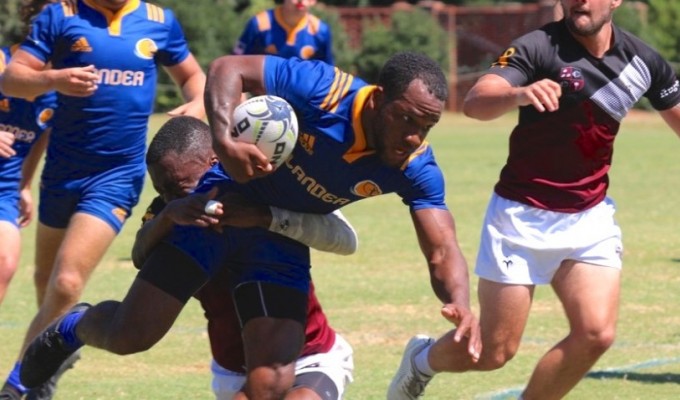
[233,7,333,65]
[20,0,191,177]
[202,56,447,215]
[0,46,56,191]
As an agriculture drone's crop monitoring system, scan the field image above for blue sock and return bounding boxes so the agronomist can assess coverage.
[6,362,27,394]
[59,310,85,350]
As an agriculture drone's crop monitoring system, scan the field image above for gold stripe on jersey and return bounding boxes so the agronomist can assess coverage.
[146,3,165,23]
[60,0,77,17]
[400,142,429,171]
[256,11,271,31]
[83,0,140,36]
[320,68,353,113]
[307,15,320,35]
[0,51,6,73]
[343,86,377,163]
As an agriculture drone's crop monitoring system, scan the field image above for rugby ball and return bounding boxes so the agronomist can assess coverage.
[231,95,298,169]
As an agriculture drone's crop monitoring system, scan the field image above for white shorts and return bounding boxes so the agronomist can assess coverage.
[211,333,354,400]
[475,193,623,285]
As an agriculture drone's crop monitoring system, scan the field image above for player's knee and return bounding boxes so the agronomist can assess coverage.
[244,365,296,400]
[575,326,616,356]
[0,254,19,285]
[50,270,85,300]
[476,345,519,371]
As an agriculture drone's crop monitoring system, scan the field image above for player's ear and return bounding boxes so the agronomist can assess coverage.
[209,155,219,166]
[372,86,385,108]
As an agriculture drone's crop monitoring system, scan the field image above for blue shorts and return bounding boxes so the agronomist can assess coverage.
[165,225,311,293]
[0,187,20,227]
[39,162,146,232]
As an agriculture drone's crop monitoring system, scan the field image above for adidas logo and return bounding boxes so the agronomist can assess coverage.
[71,37,92,52]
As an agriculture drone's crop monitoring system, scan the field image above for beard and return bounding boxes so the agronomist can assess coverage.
[564,9,613,37]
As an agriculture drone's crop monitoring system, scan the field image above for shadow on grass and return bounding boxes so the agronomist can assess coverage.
[672,258,680,263]
[586,370,680,384]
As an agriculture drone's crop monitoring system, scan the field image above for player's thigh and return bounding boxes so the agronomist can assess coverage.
[552,260,620,333]
[53,212,117,277]
[478,278,534,353]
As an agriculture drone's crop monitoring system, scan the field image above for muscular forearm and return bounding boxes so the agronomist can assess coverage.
[1,63,55,99]
[462,78,520,121]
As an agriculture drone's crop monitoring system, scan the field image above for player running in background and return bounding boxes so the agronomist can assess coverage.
[19,51,481,398]
[388,0,680,399]
[0,45,55,315]
[136,116,354,399]
[233,0,333,65]
[0,0,205,398]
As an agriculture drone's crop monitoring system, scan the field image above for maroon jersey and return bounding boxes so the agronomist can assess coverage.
[141,197,336,372]
[488,20,680,212]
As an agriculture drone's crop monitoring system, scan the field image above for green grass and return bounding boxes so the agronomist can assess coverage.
[1,111,679,399]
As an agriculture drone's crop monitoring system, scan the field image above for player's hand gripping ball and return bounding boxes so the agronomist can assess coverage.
[232,95,299,169]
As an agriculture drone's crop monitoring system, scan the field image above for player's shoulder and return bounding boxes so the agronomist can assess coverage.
[613,25,663,60]
[252,8,274,32]
[135,1,179,26]
[402,142,440,175]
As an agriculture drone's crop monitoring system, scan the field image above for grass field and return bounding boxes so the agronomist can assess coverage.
[1,111,679,399]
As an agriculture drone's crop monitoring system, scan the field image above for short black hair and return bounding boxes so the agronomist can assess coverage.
[378,51,448,102]
[147,116,212,165]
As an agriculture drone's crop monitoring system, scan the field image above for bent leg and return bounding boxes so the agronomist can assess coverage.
[20,213,117,355]
[79,242,210,354]
[429,278,534,373]
[522,260,620,400]
[33,222,66,306]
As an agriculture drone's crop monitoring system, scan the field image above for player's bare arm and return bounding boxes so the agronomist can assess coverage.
[658,103,680,139]
[18,129,50,227]
[165,54,206,119]
[1,50,98,98]
[205,55,271,183]
[463,74,562,120]
[411,207,481,361]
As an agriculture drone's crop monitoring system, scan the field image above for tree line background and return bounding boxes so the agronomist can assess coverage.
[1,0,678,111]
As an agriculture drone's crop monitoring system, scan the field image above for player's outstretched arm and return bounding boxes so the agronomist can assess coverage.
[1,50,98,99]
[411,207,481,362]
[205,55,271,183]
[463,74,562,120]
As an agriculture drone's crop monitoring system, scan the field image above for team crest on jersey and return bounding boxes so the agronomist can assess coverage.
[299,45,315,60]
[37,108,55,128]
[491,47,515,68]
[135,39,158,60]
[558,66,585,92]
[0,99,9,113]
[351,180,382,198]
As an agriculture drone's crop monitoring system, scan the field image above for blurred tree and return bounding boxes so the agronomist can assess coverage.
[354,7,449,84]
[1,0,27,45]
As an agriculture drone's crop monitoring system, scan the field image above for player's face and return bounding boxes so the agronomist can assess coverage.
[374,79,444,168]
[91,0,130,12]
[561,0,621,37]
[148,153,212,203]
[284,0,316,12]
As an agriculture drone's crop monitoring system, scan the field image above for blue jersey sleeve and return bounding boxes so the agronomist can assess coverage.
[318,22,334,65]
[263,56,336,111]
[397,145,448,211]
[19,3,62,63]
[155,8,190,66]
[233,17,263,55]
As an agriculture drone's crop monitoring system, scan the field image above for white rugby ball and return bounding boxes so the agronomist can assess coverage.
[231,95,298,169]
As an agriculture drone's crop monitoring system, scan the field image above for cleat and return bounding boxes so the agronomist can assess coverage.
[0,383,22,400]
[25,349,81,400]
[20,303,91,389]
[387,335,435,400]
